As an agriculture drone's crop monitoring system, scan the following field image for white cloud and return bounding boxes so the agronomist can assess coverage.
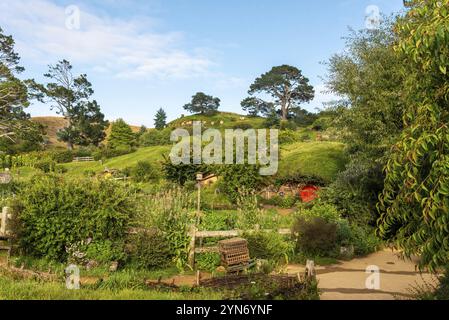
[0,0,214,79]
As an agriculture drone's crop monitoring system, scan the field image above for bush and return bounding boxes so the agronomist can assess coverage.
[128,161,160,183]
[244,232,293,264]
[50,150,73,163]
[196,253,221,272]
[34,159,57,173]
[139,128,171,147]
[93,146,136,160]
[293,217,338,256]
[14,174,136,262]
[130,232,172,270]
[262,195,298,208]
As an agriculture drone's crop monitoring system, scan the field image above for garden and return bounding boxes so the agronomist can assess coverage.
[1,0,449,301]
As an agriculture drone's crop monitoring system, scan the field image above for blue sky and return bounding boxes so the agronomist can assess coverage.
[0,0,404,126]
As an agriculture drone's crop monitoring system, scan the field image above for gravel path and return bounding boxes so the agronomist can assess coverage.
[285,249,437,300]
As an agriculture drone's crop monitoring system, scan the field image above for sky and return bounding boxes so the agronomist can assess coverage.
[0,0,405,127]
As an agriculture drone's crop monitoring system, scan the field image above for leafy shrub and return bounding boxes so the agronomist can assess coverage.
[85,240,126,264]
[134,189,195,271]
[232,122,253,130]
[244,232,293,263]
[50,150,73,163]
[34,159,57,173]
[218,164,267,202]
[92,146,136,160]
[279,130,299,145]
[293,217,338,256]
[130,232,172,270]
[14,174,136,262]
[199,210,238,231]
[127,161,160,183]
[196,253,221,272]
[139,128,172,147]
[262,195,298,208]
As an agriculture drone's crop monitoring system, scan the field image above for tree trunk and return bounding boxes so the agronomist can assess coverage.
[67,141,73,151]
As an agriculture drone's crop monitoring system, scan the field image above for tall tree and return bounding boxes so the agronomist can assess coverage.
[154,108,167,130]
[243,65,314,120]
[108,118,135,150]
[240,97,274,117]
[0,27,43,152]
[183,92,220,115]
[29,60,108,149]
[378,0,449,271]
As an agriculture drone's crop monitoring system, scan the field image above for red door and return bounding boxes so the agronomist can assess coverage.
[300,186,320,203]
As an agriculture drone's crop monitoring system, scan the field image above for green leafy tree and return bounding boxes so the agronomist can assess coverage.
[377,0,449,271]
[154,108,167,130]
[183,92,220,115]
[0,27,43,152]
[29,60,108,149]
[241,97,274,117]
[107,118,135,150]
[243,65,314,120]
[322,20,406,225]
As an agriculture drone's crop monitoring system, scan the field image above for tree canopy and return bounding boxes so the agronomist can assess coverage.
[29,60,108,149]
[242,65,314,120]
[377,0,449,271]
[154,108,167,130]
[108,118,135,150]
[0,27,43,153]
[183,92,220,115]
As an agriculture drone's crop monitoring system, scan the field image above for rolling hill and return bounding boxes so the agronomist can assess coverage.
[32,116,141,147]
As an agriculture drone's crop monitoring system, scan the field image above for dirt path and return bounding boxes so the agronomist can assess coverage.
[286,249,437,300]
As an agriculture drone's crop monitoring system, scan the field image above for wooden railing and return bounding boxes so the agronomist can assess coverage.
[188,227,291,267]
[73,157,95,162]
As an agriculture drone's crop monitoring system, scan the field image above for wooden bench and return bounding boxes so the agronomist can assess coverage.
[218,238,255,273]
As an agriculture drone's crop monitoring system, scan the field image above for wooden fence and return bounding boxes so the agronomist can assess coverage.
[188,227,292,267]
[73,157,95,162]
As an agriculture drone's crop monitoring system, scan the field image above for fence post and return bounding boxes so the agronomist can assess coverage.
[187,225,197,269]
[0,207,10,237]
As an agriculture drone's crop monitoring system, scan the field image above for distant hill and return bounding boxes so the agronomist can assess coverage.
[168,112,266,129]
[32,116,141,147]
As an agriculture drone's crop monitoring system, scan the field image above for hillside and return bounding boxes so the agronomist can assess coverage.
[32,116,141,147]
[168,112,266,129]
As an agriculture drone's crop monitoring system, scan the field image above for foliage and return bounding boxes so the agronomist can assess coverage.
[13,174,136,261]
[218,164,267,203]
[154,108,167,130]
[243,65,314,120]
[377,0,449,271]
[196,253,221,272]
[135,188,195,271]
[130,231,172,270]
[127,161,160,183]
[139,128,172,147]
[107,118,136,150]
[28,60,108,149]
[293,217,338,256]
[244,232,293,264]
[0,27,44,152]
[183,92,220,115]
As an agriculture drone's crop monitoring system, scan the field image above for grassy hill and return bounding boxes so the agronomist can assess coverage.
[32,117,141,147]
[168,112,266,129]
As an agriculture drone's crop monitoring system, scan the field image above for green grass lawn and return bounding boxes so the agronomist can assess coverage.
[278,141,347,182]
[169,112,266,129]
[0,275,221,300]
[62,145,171,177]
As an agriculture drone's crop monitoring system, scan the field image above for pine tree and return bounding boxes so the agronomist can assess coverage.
[107,119,135,150]
[154,108,167,130]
